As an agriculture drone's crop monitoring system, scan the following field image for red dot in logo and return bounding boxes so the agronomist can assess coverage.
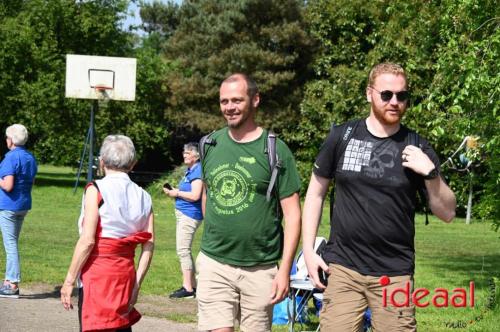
[379,275,390,286]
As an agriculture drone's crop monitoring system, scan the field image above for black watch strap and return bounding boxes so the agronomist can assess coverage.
[423,167,439,180]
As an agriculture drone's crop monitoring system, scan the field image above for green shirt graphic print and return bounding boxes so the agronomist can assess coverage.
[201,128,301,266]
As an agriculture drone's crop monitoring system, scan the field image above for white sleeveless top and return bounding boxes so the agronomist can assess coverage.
[78,172,152,238]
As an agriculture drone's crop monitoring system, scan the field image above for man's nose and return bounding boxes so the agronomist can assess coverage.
[389,94,399,105]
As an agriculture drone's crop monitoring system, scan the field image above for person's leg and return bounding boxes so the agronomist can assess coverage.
[366,274,416,332]
[196,252,239,331]
[116,327,132,332]
[320,264,367,331]
[175,210,201,291]
[0,210,27,285]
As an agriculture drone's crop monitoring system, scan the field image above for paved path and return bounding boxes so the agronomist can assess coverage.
[0,287,197,332]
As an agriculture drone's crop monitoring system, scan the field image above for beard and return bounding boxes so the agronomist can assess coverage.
[226,105,255,129]
[371,103,406,126]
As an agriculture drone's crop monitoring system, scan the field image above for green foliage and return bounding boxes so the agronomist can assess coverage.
[139,0,180,38]
[0,0,174,169]
[417,0,499,224]
[292,0,499,225]
[162,0,314,135]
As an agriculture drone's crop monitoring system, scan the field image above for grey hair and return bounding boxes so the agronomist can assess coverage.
[184,142,200,160]
[6,124,28,146]
[99,135,136,171]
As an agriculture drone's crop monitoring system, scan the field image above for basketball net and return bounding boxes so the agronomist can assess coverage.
[94,86,113,107]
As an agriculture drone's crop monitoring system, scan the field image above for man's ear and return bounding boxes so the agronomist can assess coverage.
[252,93,260,109]
[366,87,373,103]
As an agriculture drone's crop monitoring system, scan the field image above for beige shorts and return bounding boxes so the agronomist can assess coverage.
[196,252,277,332]
[320,263,416,332]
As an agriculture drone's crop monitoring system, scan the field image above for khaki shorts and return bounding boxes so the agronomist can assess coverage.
[196,252,277,332]
[320,264,416,332]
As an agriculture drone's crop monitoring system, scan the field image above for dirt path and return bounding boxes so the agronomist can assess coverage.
[0,284,197,332]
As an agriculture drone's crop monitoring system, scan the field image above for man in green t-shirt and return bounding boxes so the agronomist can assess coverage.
[197,73,301,332]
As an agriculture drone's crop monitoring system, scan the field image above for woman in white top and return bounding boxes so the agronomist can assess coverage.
[60,135,154,332]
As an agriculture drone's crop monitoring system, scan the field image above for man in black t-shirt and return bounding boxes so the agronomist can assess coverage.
[302,63,456,331]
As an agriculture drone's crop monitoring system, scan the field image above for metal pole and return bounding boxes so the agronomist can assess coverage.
[87,100,97,183]
[466,171,473,224]
[73,126,91,193]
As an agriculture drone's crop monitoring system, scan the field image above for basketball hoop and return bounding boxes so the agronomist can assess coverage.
[94,85,113,107]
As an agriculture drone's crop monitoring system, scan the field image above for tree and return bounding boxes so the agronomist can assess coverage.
[293,0,498,224]
[139,0,180,38]
[162,0,314,136]
[416,0,499,224]
[0,0,174,170]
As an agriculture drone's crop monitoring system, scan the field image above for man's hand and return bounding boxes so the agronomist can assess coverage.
[60,281,74,310]
[303,250,329,290]
[270,268,290,304]
[402,145,435,176]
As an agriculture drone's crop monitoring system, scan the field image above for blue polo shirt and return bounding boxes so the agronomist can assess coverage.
[0,147,37,211]
[175,162,203,221]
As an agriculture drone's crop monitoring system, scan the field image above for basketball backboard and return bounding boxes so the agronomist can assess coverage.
[65,54,137,101]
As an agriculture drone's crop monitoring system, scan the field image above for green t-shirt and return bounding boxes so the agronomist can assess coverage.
[201,128,301,266]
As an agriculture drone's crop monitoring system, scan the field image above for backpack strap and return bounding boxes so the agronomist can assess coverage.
[333,119,362,174]
[265,130,283,220]
[199,131,216,164]
[406,130,430,225]
[327,119,361,221]
[266,130,281,202]
[407,131,422,149]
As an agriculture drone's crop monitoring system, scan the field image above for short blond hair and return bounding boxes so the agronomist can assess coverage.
[368,63,407,87]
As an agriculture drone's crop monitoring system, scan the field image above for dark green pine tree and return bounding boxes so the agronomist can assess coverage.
[162,0,314,134]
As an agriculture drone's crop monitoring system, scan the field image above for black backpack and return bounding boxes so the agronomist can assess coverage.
[327,119,430,224]
[199,129,282,217]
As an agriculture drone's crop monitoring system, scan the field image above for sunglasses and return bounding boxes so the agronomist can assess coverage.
[371,87,410,102]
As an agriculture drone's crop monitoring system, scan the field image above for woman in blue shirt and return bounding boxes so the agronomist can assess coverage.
[163,143,203,298]
[0,124,37,298]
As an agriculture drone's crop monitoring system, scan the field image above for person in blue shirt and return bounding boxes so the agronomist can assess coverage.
[163,142,203,298]
[0,124,37,298]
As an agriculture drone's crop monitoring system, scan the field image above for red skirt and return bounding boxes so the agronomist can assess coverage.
[80,232,152,332]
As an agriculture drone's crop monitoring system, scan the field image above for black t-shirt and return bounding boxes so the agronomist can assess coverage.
[313,120,439,276]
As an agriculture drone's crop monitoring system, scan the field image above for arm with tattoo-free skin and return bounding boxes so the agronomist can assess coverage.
[163,179,203,202]
[402,145,456,222]
[270,192,301,304]
[0,175,14,192]
[302,173,331,289]
[60,186,99,310]
[129,212,154,312]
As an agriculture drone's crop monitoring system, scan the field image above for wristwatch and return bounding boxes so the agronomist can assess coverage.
[423,167,439,180]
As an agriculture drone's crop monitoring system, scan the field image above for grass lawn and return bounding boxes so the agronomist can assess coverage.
[1,165,499,331]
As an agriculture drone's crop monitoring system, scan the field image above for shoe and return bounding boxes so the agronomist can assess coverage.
[169,286,195,299]
[0,284,20,298]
